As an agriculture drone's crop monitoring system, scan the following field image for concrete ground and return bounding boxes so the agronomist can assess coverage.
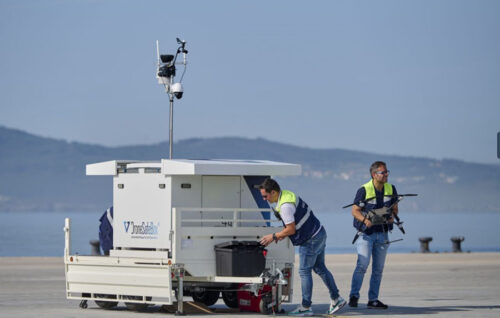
[1,253,499,317]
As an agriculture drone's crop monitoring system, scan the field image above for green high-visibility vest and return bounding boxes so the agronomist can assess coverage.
[362,180,393,200]
[273,189,322,246]
[275,190,296,213]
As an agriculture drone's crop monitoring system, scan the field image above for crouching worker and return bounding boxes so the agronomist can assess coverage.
[99,206,114,255]
[259,178,346,316]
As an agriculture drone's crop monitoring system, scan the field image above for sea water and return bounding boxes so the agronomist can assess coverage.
[320,211,500,254]
[0,211,498,256]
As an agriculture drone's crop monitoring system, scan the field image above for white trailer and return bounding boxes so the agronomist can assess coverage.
[64,158,301,314]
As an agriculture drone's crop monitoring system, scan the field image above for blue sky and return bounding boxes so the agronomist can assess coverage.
[1,0,499,163]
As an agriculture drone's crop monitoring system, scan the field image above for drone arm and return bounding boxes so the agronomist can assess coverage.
[390,202,399,219]
[388,199,405,234]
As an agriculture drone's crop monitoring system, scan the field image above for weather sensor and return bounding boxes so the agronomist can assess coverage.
[156,38,188,159]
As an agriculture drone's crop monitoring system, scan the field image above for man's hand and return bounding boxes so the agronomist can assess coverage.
[260,233,276,247]
[353,205,373,228]
[260,223,294,246]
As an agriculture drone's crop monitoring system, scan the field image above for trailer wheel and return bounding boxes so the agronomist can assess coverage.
[94,294,118,309]
[123,295,152,311]
[259,295,272,314]
[222,289,238,308]
[191,290,220,306]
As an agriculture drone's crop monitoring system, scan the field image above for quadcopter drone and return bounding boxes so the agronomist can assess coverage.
[343,193,418,245]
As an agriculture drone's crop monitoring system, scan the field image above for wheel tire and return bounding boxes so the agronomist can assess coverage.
[191,290,220,306]
[123,295,151,311]
[259,299,270,314]
[259,295,272,314]
[222,290,238,308]
[94,294,118,309]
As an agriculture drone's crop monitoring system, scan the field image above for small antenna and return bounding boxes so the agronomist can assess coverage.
[156,40,160,66]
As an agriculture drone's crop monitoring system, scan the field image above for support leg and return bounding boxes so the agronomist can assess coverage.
[79,299,88,309]
[174,264,185,315]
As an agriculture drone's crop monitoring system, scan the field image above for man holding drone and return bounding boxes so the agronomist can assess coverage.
[348,161,399,309]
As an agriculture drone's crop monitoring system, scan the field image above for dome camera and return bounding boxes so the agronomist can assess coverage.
[171,83,183,99]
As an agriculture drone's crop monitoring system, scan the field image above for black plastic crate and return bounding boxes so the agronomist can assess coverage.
[214,241,266,277]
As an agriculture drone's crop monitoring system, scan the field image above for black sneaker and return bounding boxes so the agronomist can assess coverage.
[367,300,388,309]
[348,296,358,307]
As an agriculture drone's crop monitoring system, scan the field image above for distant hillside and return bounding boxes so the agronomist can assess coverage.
[1,126,499,212]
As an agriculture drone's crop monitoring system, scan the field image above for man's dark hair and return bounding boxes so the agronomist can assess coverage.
[370,161,387,175]
[259,178,281,193]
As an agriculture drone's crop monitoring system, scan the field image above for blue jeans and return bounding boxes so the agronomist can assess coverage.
[298,227,340,307]
[349,232,389,301]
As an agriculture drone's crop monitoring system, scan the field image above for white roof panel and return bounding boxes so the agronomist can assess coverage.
[86,160,156,175]
[85,159,301,176]
[161,159,301,176]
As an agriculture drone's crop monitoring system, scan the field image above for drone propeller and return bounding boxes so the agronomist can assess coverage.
[342,193,418,209]
[385,194,418,198]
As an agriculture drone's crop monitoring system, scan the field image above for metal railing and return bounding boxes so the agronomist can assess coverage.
[172,207,281,228]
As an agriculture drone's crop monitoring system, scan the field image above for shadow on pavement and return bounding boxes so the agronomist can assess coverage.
[308,304,500,316]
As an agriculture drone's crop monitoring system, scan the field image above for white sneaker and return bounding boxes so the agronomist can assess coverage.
[288,305,314,316]
[328,296,346,315]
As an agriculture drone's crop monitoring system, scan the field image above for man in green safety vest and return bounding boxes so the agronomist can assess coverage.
[348,161,399,309]
[259,178,346,316]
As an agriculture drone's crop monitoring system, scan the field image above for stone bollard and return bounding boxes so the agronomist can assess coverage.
[451,236,465,253]
[89,239,101,255]
[419,237,433,253]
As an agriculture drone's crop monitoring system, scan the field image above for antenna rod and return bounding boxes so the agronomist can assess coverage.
[169,95,174,159]
[156,40,160,65]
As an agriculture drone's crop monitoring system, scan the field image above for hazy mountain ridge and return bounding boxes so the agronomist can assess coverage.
[1,126,499,213]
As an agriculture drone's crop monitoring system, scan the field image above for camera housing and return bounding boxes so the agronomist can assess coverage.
[171,83,183,99]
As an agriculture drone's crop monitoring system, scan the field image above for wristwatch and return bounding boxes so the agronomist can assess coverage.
[272,233,277,241]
